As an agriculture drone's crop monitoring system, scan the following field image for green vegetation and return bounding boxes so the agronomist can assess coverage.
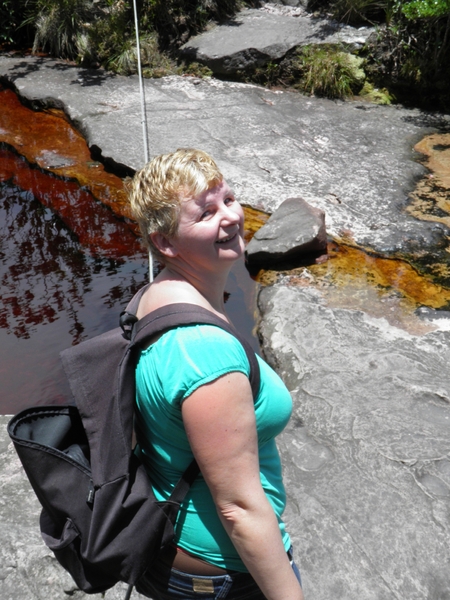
[29,0,98,59]
[330,0,389,24]
[359,81,394,104]
[307,0,450,110]
[0,0,249,75]
[0,0,449,110]
[294,46,365,98]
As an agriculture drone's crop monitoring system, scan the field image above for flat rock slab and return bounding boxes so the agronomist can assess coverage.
[180,7,374,75]
[1,55,449,256]
[258,284,450,599]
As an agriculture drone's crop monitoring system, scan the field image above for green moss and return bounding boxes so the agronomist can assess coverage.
[359,81,394,104]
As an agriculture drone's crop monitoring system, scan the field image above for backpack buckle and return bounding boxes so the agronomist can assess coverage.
[119,311,138,340]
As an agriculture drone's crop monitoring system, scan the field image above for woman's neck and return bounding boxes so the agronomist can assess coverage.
[153,263,231,316]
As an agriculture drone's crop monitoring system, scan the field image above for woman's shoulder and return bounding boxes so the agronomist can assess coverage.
[161,323,246,355]
[140,324,250,404]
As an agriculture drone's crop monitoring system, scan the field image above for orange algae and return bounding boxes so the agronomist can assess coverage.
[256,241,450,333]
[0,86,133,222]
[407,133,450,228]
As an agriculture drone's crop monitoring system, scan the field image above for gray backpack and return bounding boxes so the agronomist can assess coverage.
[7,285,260,594]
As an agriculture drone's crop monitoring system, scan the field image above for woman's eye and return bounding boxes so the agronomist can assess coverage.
[200,210,212,220]
[224,197,235,205]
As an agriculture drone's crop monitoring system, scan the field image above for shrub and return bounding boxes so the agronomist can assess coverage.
[0,0,32,46]
[27,0,101,59]
[1,0,19,43]
[110,32,176,76]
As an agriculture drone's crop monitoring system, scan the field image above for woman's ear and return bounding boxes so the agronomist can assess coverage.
[150,232,178,258]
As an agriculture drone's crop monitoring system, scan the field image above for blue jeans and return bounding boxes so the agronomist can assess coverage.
[136,547,302,600]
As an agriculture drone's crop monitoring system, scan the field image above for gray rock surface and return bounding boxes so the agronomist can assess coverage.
[1,55,449,256]
[180,6,374,75]
[246,197,327,265]
[259,284,450,600]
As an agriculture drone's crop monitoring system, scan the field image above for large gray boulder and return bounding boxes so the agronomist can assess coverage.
[180,6,375,75]
[246,197,327,266]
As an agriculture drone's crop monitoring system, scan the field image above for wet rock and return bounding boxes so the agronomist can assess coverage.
[415,305,450,321]
[180,7,375,75]
[246,197,327,266]
[258,283,450,599]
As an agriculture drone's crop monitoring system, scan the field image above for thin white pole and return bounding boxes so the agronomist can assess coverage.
[132,0,153,282]
[148,249,154,282]
[132,0,149,163]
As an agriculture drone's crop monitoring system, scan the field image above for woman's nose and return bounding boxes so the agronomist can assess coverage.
[221,204,240,224]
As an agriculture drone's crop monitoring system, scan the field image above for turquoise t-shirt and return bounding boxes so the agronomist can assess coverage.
[134,323,292,572]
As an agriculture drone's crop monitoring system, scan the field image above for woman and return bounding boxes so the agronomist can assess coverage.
[128,148,304,600]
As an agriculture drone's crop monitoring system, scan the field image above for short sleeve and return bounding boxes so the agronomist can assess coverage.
[139,324,251,407]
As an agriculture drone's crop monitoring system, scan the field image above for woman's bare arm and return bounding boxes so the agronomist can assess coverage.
[182,371,304,600]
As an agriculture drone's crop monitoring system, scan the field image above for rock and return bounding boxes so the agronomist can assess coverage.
[268,0,306,7]
[415,306,450,321]
[258,283,450,600]
[246,197,327,266]
[180,7,375,75]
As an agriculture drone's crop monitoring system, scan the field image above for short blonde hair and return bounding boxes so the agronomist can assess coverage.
[127,148,223,260]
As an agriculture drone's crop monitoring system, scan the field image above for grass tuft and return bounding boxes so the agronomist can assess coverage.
[294,45,365,99]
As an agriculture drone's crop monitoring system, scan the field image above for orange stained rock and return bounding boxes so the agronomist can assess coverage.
[243,205,270,243]
[257,242,450,311]
[0,86,132,220]
[414,133,450,189]
[319,243,450,308]
[407,133,450,228]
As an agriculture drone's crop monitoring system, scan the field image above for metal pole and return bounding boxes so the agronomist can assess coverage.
[132,0,149,163]
[132,0,153,282]
[124,583,134,600]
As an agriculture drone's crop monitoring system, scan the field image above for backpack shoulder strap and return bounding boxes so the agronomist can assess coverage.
[131,303,260,399]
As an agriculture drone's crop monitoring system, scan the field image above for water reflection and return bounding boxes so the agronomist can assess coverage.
[0,179,140,342]
[0,174,149,413]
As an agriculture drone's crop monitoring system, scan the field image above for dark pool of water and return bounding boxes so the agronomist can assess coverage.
[0,168,258,415]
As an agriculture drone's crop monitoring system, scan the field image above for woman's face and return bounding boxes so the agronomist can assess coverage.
[169,179,245,272]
